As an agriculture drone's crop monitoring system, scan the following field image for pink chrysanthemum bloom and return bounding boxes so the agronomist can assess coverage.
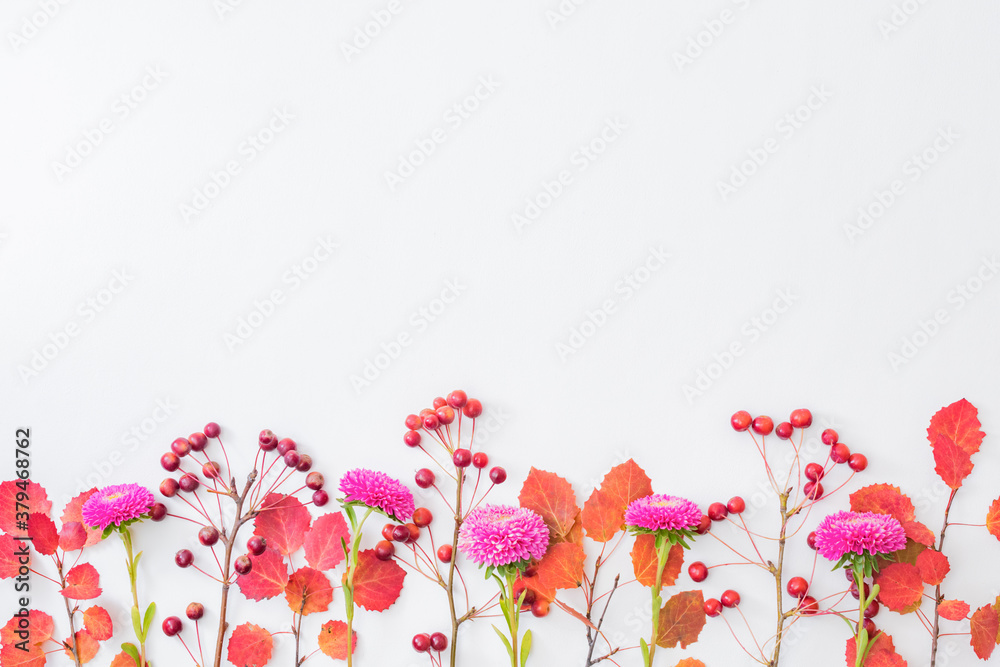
[339,468,415,521]
[814,511,907,561]
[624,494,702,532]
[81,484,154,531]
[458,505,549,568]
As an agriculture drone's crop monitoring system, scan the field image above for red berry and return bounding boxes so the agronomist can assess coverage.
[171,438,192,457]
[404,430,422,447]
[413,507,433,528]
[752,416,774,436]
[432,397,448,409]
[375,540,395,561]
[803,481,823,500]
[247,536,266,556]
[199,526,220,547]
[202,462,221,479]
[863,619,877,635]
[463,399,483,418]
[175,549,193,568]
[798,596,819,615]
[161,453,180,472]
[392,525,409,542]
[790,409,813,428]
[850,581,871,600]
[188,433,208,452]
[160,478,179,497]
[405,523,420,542]
[531,599,550,617]
[512,584,535,606]
[437,544,453,563]
[821,428,839,445]
[704,598,722,617]
[186,602,204,620]
[696,514,712,535]
[830,442,851,464]
[150,503,167,521]
[708,502,728,521]
[283,451,301,468]
[296,454,313,472]
[472,452,489,469]
[447,390,468,409]
[453,449,472,467]
[807,531,818,550]
[775,422,794,439]
[489,467,507,484]
[405,414,422,430]
[422,414,440,430]
[162,616,183,636]
[381,523,396,541]
[312,490,329,506]
[848,454,868,472]
[306,472,324,490]
[179,474,200,493]
[787,577,809,598]
[412,633,431,652]
[259,430,278,450]
[727,497,746,514]
[865,599,880,618]
[419,408,435,418]
[234,555,252,575]
[430,632,448,651]
[688,562,708,582]
[277,438,297,455]
[721,590,741,608]
[804,463,825,482]
[730,411,752,431]
[415,468,435,488]
[436,406,456,425]
[204,422,220,439]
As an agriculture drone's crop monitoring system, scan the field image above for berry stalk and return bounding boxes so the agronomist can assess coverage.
[57,558,83,667]
[769,488,791,667]
[929,487,958,667]
[446,467,464,667]
[212,472,257,667]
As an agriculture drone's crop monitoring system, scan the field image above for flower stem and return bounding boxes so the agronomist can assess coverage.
[505,572,520,667]
[646,538,670,667]
[344,507,374,667]
[120,528,148,667]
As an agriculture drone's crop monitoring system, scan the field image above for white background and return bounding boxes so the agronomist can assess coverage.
[2,1,1000,666]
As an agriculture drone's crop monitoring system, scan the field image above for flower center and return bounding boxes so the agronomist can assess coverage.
[105,492,124,500]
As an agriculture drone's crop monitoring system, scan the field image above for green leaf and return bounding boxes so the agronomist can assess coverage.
[492,625,514,661]
[499,596,513,629]
[640,638,650,665]
[131,606,144,641]
[122,642,141,666]
[520,629,532,666]
[102,525,116,539]
[143,602,156,639]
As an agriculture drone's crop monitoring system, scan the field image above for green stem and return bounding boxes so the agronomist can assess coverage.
[344,508,374,667]
[505,572,520,667]
[121,528,148,667]
[854,567,865,667]
[647,539,670,667]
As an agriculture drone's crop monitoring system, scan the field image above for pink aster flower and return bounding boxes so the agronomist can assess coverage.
[814,511,907,561]
[81,484,155,531]
[339,468,415,521]
[624,494,702,532]
[458,504,549,568]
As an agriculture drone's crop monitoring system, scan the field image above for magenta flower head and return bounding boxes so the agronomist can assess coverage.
[815,511,907,574]
[625,494,701,548]
[458,504,549,572]
[338,468,415,522]
[82,484,155,533]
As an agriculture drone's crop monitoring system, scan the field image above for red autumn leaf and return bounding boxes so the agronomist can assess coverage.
[318,620,356,661]
[236,548,288,601]
[65,629,100,664]
[850,484,933,545]
[674,660,706,667]
[285,567,333,615]
[927,398,984,457]
[516,571,554,603]
[536,542,585,591]
[582,460,653,542]
[1,610,53,647]
[59,522,88,552]
[845,633,906,667]
[932,434,974,490]
[303,512,350,571]
[228,623,273,667]
[26,513,59,556]
[555,511,584,545]
[900,520,935,546]
[915,549,950,586]
[0,481,51,534]
[82,606,112,641]
[518,468,579,540]
[350,549,406,612]
[878,538,926,567]
[632,535,684,591]
[254,493,311,555]
[970,604,999,660]
[61,489,102,547]
[0,643,45,667]
[873,562,923,614]
[655,590,706,649]
[939,599,971,621]
[0,534,28,579]
[552,599,597,629]
[61,563,102,600]
[986,497,1000,541]
[109,652,138,667]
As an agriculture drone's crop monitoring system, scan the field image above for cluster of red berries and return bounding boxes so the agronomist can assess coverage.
[375,507,435,562]
[703,590,741,617]
[412,632,448,653]
[162,602,204,638]
[511,578,550,617]
[783,576,819,616]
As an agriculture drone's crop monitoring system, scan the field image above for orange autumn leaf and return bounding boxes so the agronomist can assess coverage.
[236,548,289,601]
[986,497,1000,541]
[873,562,923,614]
[349,549,406,612]
[61,563,101,600]
[939,599,970,621]
[674,660,705,667]
[318,620,356,661]
[0,643,45,667]
[915,549,950,586]
[285,567,333,616]
[927,398,984,457]
[0,534,29,579]
[970,604,999,660]
[253,493,311,555]
[518,468,579,540]
[845,633,906,667]
[109,651,138,667]
[582,460,653,542]
[303,512,351,571]
[64,630,99,664]
[656,590,706,649]
[1,610,53,647]
[0,481,51,535]
[536,542,585,590]
[82,606,113,641]
[227,623,273,667]
[932,433,974,490]
[632,534,684,591]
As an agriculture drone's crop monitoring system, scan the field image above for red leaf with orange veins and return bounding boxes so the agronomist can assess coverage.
[915,549,950,586]
[873,562,923,614]
[517,571,554,603]
[582,460,653,542]
[0,534,28,579]
[927,398,984,457]
[970,604,999,659]
[227,623,273,667]
[536,542,585,591]
[65,630,100,664]
[59,522,88,552]
[253,493,311,555]
[0,481,51,534]
[932,434,974,490]
[632,535,684,591]
[61,489,102,547]
[0,643,45,667]
[285,567,333,615]
[27,513,59,556]
[655,590,706,649]
[845,633,906,667]
[236,548,289,601]
[82,606,113,641]
[900,520,935,546]
[318,620,356,661]
[349,549,406,612]
[986,497,1000,541]
[61,563,102,600]
[555,512,584,545]
[1,610,53,647]
[519,468,579,541]
[109,652,138,667]
[303,512,350,571]
[939,599,970,621]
